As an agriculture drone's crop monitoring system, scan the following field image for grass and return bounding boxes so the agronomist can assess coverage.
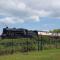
[0,38,60,60]
[0,49,60,60]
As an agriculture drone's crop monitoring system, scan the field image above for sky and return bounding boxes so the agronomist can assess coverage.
[0,0,60,34]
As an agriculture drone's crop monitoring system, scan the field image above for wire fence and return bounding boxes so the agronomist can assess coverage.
[0,35,60,55]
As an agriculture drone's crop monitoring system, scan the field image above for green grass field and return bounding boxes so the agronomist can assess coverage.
[0,38,60,60]
[0,49,60,60]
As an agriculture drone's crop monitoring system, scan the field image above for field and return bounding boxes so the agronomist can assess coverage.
[0,49,60,60]
[0,37,60,60]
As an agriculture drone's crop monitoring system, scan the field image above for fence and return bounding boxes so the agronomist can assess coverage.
[0,35,60,55]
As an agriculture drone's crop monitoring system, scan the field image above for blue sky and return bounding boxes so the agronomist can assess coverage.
[0,0,60,34]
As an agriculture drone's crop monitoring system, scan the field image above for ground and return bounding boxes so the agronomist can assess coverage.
[0,49,60,60]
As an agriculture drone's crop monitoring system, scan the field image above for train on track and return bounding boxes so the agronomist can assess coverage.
[1,27,38,38]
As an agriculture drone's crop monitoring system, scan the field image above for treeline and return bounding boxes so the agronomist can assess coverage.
[49,29,60,33]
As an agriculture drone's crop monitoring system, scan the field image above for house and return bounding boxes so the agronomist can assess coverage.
[38,31,52,36]
[38,31,60,37]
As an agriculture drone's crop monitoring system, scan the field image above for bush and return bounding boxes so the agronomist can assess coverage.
[20,42,36,52]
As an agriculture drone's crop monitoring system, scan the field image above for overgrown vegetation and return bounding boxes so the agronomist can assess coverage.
[49,29,60,33]
[0,35,60,55]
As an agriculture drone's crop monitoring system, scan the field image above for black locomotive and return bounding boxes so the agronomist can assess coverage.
[1,27,38,38]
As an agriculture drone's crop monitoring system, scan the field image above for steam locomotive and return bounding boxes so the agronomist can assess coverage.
[1,27,38,38]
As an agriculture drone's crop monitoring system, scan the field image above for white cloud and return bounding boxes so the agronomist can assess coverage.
[32,15,39,21]
[17,2,26,10]
[52,0,60,8]
[0,0,60,24]
[29,15,40,22]
[0,17,24,24]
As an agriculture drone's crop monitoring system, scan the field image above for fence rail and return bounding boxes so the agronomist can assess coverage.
[0,35,60,55]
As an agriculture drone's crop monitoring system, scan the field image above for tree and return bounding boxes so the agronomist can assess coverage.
[49,29,60,33]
